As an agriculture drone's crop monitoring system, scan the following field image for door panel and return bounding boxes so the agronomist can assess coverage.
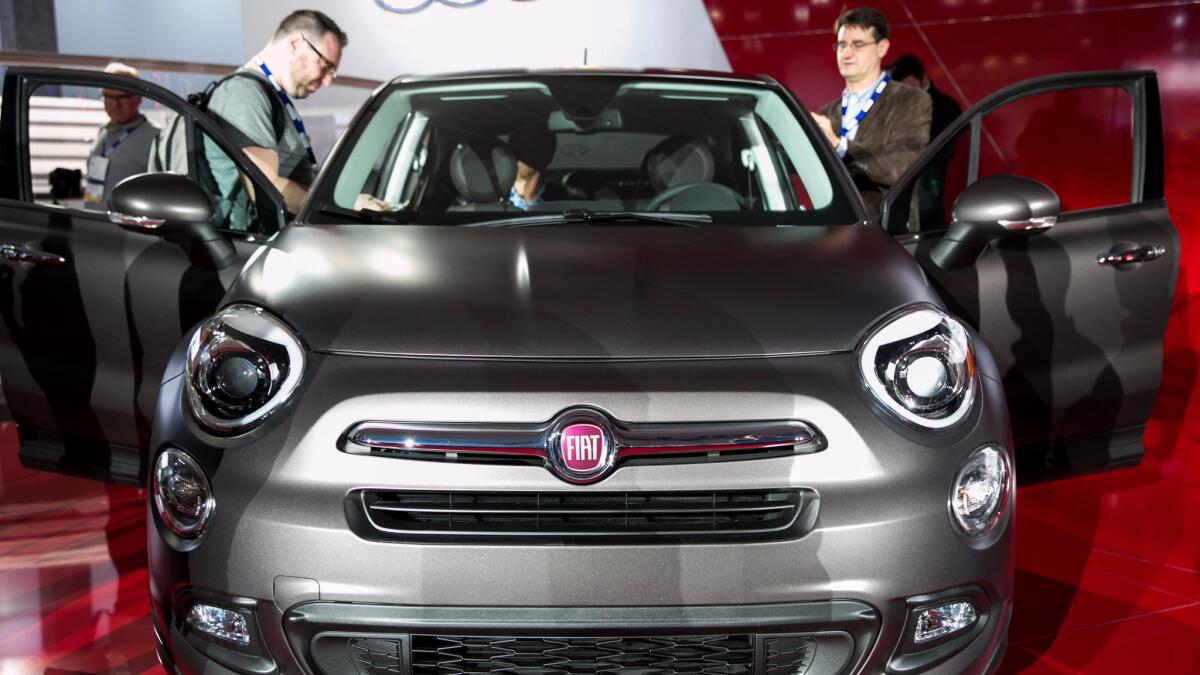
[0,68,286,483]
[882,71,1179,468]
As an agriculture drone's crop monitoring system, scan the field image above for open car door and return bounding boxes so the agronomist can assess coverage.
[881,70,1179,474]
[0,67,287,484]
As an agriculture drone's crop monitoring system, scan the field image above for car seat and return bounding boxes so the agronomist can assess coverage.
[642,136,744,211]
[448,138,518,210]
[643,135,716,192]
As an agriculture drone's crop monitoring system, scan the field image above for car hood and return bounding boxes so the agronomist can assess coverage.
[227,224,941,359]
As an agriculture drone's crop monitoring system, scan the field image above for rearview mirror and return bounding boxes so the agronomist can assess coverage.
[108,173,235,270]
[547,109,623,132]
[930,175,1060,270]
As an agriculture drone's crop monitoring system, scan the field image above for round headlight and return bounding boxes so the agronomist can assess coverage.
[185,304,305,434]
[857,306,975,429]
[152,448,214,537]
[950,444,1011,537]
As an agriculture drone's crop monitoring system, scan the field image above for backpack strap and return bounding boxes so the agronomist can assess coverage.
[201,71,289,144]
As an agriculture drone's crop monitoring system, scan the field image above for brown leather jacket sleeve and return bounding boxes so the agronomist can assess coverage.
[825,88,933,188]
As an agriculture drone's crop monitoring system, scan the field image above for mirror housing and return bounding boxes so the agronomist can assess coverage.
[108,173,236,270]
[930,175,1060,270]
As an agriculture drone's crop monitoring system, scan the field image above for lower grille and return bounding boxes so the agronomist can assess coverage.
[352,638,405,674]
[762,636,817,675]
[296,603,874,675]
[336,633,847,675]
[409,634,754,675]
[349,489,814,544]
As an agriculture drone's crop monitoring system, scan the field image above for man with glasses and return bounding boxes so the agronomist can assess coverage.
[83,62,160,208]
[205,9,348,226]
[810,6,931,219]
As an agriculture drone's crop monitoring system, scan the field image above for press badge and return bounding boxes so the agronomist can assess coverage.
[84,156,110,203]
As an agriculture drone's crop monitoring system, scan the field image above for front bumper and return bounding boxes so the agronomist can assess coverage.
[149,351,1014,675]
[154,594,1009,675]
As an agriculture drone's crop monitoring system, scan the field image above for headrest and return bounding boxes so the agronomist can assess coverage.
[450,140,518,203]
[644,136,715,192]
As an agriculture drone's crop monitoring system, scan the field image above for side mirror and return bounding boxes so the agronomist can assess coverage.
[930,175,1060,270]
[108,173,236,270]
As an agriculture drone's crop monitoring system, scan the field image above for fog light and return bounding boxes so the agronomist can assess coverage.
[950,444,1010,537]
[187,603,250,646]
[913,601,977,644]
[152,448,213,537]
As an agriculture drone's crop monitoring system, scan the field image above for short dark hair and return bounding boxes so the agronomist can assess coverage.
[834,6,889,42]
[888,54,925,82]
[507,125,558,172]
[274,10,348,49]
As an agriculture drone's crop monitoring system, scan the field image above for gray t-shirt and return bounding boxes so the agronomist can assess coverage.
[204,68,313,230]
[86,114,159,208]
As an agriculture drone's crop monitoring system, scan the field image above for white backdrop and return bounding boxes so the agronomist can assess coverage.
[239,0,730,80]
[55,0,243,64]
[50,0,730,161]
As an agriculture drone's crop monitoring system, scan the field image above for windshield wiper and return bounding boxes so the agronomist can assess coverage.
[317,206,413,224]
[466,209,711,228]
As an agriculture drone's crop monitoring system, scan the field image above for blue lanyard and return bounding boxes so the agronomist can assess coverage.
[839,73,890,140]
[100,119,145,159]
[252,57,318,166]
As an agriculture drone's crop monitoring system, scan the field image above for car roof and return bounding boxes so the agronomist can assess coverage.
[387,68,776,88]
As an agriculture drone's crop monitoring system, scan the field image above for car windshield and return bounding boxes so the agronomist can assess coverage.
[315,74,859,226]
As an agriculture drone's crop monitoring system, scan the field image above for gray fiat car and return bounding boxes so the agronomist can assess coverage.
[0,68,1177,675]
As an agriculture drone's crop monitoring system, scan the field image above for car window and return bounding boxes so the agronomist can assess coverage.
[898,85,1134,234]
[25,82,278,235]
[974,87,1133,212]
[321,77,857,226]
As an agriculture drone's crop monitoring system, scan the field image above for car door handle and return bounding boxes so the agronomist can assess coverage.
[0,244,66,266]
[1096,244,1166,268]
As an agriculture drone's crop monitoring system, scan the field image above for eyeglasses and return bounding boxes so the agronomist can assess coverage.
[833,40,878,52]
[101,92,136,102]
[302,36,338,79]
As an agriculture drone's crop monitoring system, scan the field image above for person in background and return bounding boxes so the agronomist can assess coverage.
[809,6,931,219]
[83,62,159,208]
[889,53,963,228]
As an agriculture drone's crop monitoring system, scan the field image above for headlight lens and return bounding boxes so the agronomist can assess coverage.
[858,306,975,428]
[185,304,305,433]
[152,448,213,537]
[951,444,1011,537]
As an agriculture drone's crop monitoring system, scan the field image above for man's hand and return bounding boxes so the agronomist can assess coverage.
[810,112,840,147]
[353,194,392,212]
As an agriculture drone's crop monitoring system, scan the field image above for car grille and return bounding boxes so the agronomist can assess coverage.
[410,634,754,675]
[297,603,871,675]
[340,634,837,675]
[349,489,814,544]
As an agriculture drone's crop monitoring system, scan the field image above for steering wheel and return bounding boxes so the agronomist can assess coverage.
[645,182,749,212]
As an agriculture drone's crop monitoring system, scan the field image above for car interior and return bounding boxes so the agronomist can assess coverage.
[333,79,840,220]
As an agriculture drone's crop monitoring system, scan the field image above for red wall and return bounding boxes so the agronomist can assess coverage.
[704,0,1200,428]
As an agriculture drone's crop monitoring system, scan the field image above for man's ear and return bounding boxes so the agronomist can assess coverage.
[877,38,891,61]
[288,31,304,53]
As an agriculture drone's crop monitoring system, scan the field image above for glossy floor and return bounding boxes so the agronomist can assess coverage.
[1,410,1199,673]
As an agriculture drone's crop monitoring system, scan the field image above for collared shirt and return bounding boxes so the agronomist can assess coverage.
[835,72,888,158]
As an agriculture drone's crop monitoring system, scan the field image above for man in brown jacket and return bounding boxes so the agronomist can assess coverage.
[811,6,932,218]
